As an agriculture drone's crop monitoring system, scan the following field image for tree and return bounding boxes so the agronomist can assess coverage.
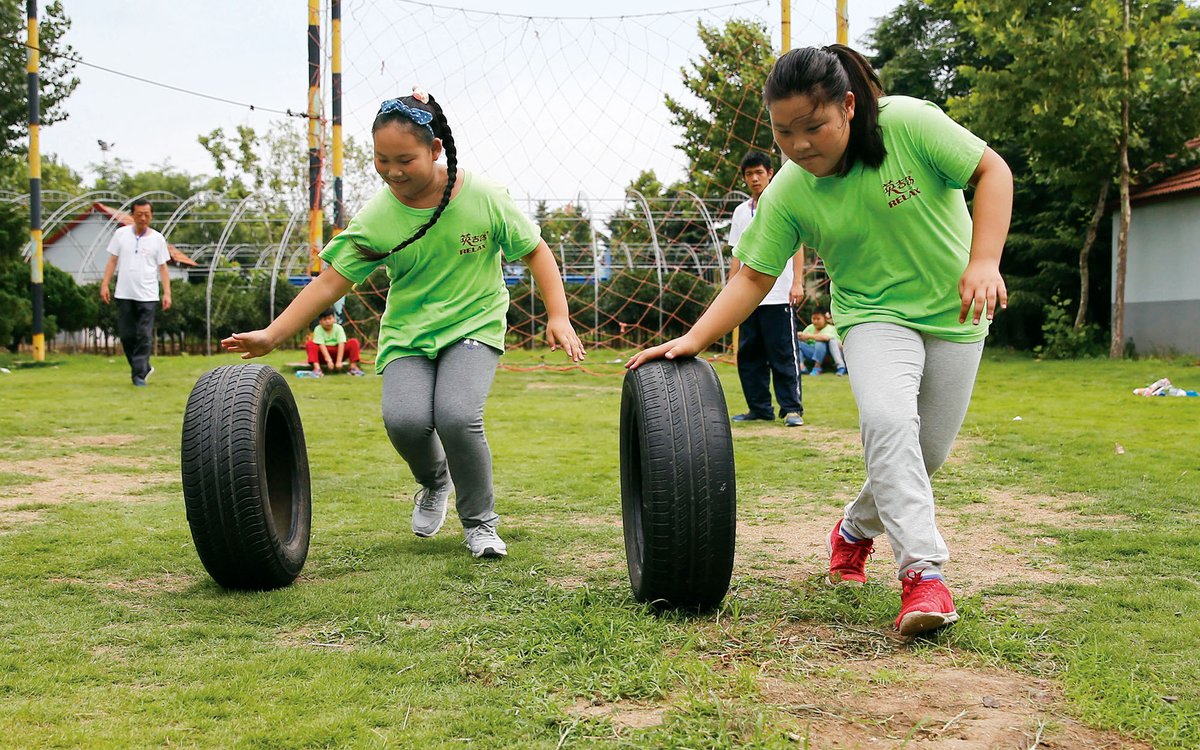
[866,0,981,108]
[665,18,778,197]
[952,0,1200,356]
[0,0,77,157]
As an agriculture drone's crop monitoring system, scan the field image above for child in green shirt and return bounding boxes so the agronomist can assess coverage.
[224,87,585,559]
[307,309,365,376]
[798,310,846,376]
[628,46,1012,636]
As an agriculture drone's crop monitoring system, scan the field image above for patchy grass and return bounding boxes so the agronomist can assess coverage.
[0,350,1195,747]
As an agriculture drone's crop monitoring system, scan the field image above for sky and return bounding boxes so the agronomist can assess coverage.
[38,0,905,208]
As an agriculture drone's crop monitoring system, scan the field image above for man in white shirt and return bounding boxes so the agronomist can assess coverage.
[99,199,172,386]
[728,151,806,426]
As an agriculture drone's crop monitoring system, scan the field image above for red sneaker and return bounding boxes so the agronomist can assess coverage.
[827,519,873,586]
[895,570,959,636]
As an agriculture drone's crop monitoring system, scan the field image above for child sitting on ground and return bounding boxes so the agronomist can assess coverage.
[308,308,365,376]
[798,310,847,375]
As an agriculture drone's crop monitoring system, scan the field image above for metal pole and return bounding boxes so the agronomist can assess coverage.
[27,0,44,361]
[781,0,791,52]
[331,0,344,236]
[836,0,848,45]
[307,0,323,275]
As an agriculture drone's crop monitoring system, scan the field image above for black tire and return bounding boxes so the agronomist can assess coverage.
[180,364,311,590]
[619,357,736,610]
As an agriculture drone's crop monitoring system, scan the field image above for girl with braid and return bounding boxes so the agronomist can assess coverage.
[628,46,1012,635]
[224,87,585,558]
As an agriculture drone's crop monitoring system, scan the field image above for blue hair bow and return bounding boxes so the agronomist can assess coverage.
[379,98,434,136]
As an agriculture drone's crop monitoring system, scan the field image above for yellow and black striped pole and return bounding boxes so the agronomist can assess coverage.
[27,0,44,361]
[307,0,323,275]
[331,0,344,236]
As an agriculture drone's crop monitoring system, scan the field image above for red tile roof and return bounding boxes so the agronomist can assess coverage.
[44,202,198,267]
[1130,164,1200,205]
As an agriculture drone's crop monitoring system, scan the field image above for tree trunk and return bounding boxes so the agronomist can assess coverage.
[1111,0,1132,358]
[1075,180,1110,331]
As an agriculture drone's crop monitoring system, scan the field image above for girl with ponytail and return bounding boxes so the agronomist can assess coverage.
[629,45,1013,636]
[224,86,585,560]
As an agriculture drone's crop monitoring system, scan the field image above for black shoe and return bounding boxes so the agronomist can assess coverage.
[731,412,773,422]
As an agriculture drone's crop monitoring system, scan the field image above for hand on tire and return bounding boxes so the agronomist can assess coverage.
[625,336,700,370]
[222,330,276,359]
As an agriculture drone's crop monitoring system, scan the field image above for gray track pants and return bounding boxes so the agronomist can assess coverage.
[381,339,500,529]
[840,323,984,580]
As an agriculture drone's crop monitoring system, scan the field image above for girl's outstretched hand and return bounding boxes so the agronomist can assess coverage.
[958,261,1008,325]
[546,316,587,363]
[625,336,701,370]
[221,330,276,360]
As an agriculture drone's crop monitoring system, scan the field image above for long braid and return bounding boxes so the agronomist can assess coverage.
[357,94,458,261]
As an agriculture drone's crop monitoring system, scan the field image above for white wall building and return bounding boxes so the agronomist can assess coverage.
[1113,163,1200,357]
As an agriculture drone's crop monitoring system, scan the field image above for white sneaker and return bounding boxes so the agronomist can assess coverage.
[463,524,507,558]
[412,483,452,537]
[145,366,155,381]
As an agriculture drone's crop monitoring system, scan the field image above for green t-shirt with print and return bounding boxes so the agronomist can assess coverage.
[801,323,839,342]
[311,322,347,346]
[734,96,988,343]
[320,171,541,372]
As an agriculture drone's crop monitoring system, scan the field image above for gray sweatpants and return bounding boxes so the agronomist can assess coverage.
[381,339,500,529]
[840,323,984,580]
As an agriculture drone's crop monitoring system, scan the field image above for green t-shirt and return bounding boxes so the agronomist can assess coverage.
[320,171,541,372]
[312,322,347,346]
[801,323,839,342]
[734,96,988,343]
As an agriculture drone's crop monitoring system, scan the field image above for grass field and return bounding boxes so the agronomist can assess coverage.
[0,349,1197,748]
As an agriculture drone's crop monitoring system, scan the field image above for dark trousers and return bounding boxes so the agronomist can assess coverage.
[737,303,803,418]
[117,298,157,381]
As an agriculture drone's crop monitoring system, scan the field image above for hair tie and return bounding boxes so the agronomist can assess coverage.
[378,97,434,137]
[411,85,430,104]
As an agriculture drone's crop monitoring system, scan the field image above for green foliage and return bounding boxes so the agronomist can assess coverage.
[0,0,77,157]
[665,18,778,195]
[1035,294,1104,359]
[0,258,99,348]
[867,0,982,108]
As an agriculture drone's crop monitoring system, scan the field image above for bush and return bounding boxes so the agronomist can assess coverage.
[1035,294,1104,359]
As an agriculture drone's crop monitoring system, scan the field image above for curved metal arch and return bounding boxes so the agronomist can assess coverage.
[679,189,726,285]
[80,190,185,273]
[626,189,666,336]
[205,193,263,354]
[159,190,230,240]
[21,190,131,259]
[269,208,308,322]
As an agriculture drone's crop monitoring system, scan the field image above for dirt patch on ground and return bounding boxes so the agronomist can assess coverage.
[758,647,1150,749]
[0,508,44,532]
[0,451,174,509]
[568,698,666,730]
[546,545,622,589]
[48,573,197,596]
[734,483,1121,593]
[524,381,617,394]
[737,425,863,461]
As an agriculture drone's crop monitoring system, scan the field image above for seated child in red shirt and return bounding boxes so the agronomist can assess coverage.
[307,309,365,376]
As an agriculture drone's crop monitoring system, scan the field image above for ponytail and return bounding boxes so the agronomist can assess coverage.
[356,92,458,261]
[763,44,886,175]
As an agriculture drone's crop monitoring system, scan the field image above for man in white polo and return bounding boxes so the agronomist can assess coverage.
[100,199,172,386]
[728,150,806,426]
